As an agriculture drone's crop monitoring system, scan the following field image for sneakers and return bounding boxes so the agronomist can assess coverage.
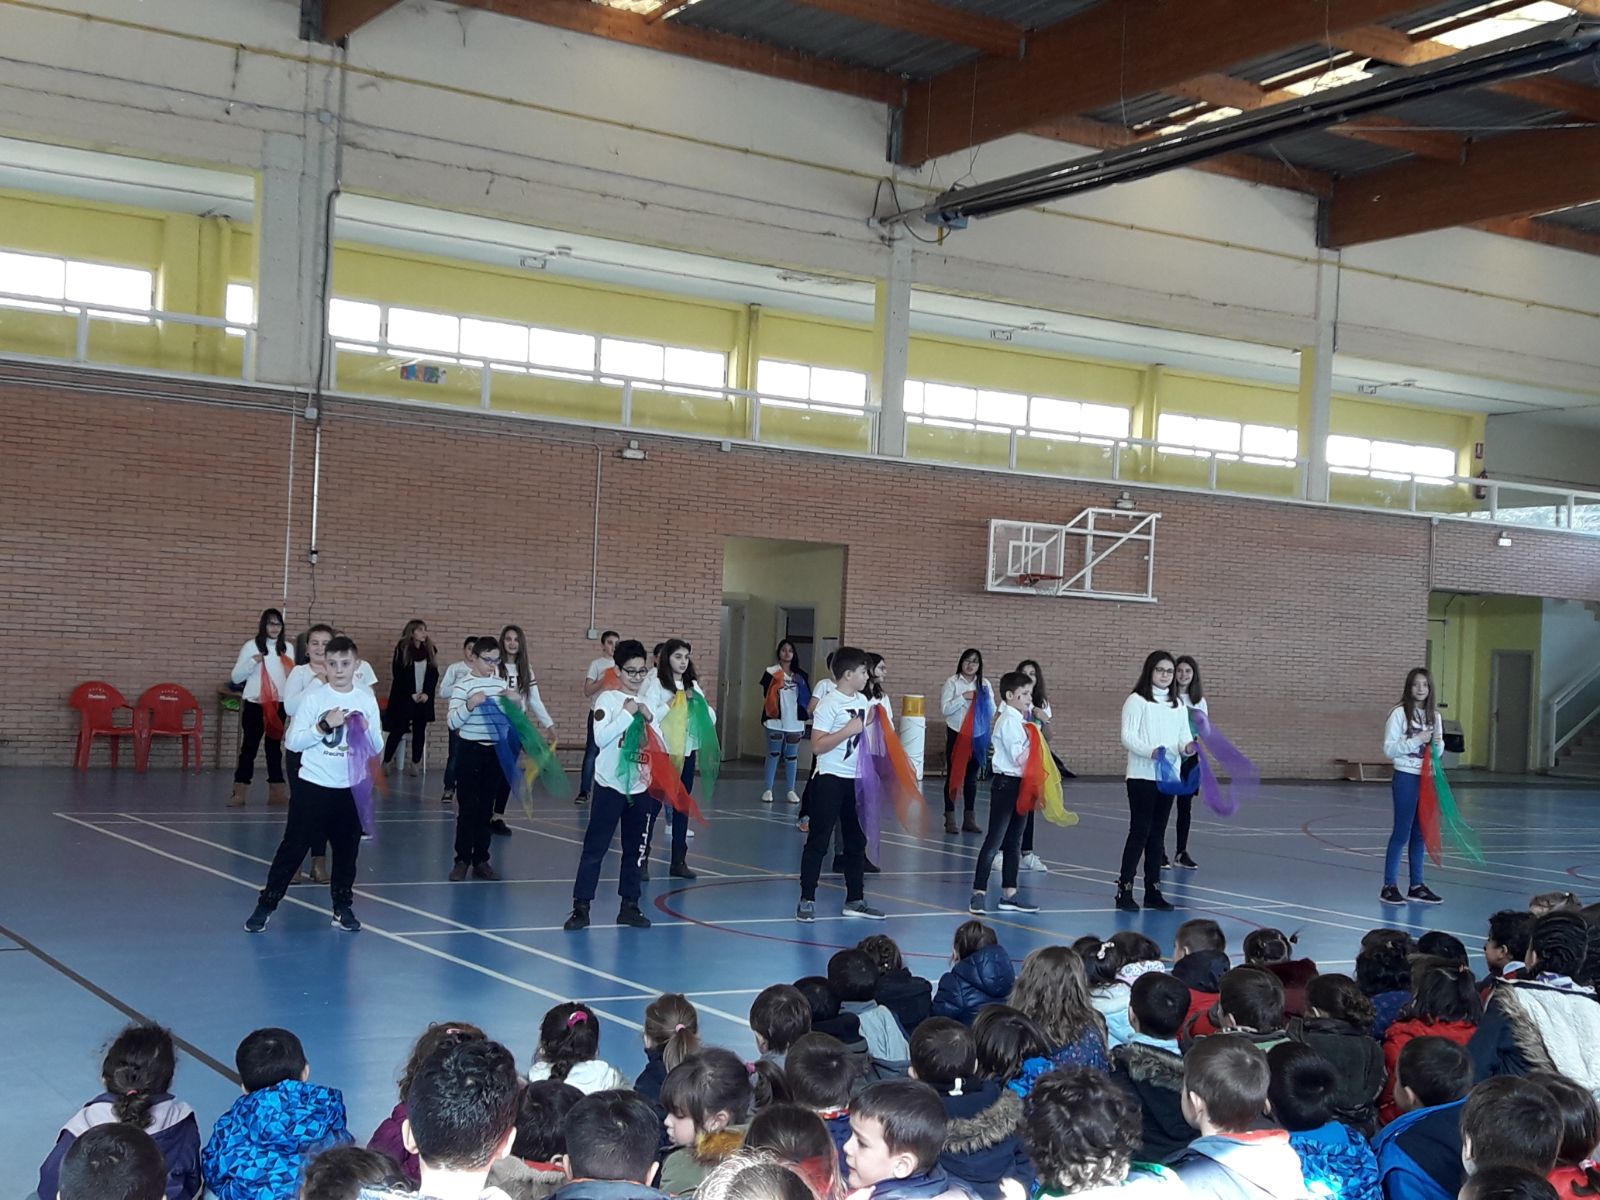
[1144,889,1176,912]
[440,789,454,807]
[471,862,500,881]
[961,815,982,834]
[968,891,986,915]
[489,818,512,837]
[1379,885,1405,905]
[797,816,810,833]
[1174,852,1199,870]
[786,791,802,805]
[761,790,775,805]
[332,905,361,931]
[574,792,589,807]
[1020,852,1049,872]
[843,900,887,921]
[617,903,652,929]
[1408,884,1444,904]
[686,827,696,839]
[1160,854,1171,868]
[999,893,1040,913]
[864,859,881,875]
[669,859,697,880]
[796,900,816,923]
[244,902,273,933]
[1115,884,1140,913]
[563,902,591,931]
[448,861,469,882]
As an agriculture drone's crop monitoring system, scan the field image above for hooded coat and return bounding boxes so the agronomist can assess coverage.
[933,946,1016,1026]
[1109,1041,1198,1164]
[202,1079,352,1200]
[937,1080,1031,1200]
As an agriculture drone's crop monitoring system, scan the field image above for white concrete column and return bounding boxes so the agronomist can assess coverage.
[872,233,913,458]
[255,121,338,390]
[1298,250,1338,502]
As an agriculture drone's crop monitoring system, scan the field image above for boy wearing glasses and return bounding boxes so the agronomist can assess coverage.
[448,635,511,882]
[564,638,657,931]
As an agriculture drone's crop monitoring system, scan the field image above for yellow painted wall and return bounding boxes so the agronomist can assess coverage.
[1429,592,1543,768]
[721,537,845,759]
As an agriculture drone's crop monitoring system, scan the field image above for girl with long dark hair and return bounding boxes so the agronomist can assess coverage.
[759,640,809,806]
[383,618,439,776]
[1380,667,1443,905]
[490,623,556,836]
[639,637,715,880]
[941,648,992,835]
[1115,650,1193,913]
[228,608,292,808]
[1168,655,1206,870]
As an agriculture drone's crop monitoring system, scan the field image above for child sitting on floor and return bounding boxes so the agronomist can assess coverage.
[1109,972,1196,1165]
[787,1032,865,1171]
[368,1019,485,1184]
[489,1079,584,1200]
[659,1048,758,1195]
[842,1079,968,1200]
[933,921,1015,1027]
[1022,1066,1184,1198]
[909,1017,1029,1200]
[1169,1035,1308,1200]
[1267,1042,1379,1200]
[529,1003,629,1094]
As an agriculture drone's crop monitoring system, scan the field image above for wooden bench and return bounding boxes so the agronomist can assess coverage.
[1336,758,1393,782]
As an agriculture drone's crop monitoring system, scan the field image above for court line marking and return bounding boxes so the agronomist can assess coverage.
[53,813,653,1031]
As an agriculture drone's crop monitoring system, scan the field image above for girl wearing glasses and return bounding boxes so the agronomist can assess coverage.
[1116,650,1195,913]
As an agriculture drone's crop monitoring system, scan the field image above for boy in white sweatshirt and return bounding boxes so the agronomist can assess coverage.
[969,670,1041,916]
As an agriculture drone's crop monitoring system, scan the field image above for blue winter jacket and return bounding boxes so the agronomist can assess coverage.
[1371,1100,1464,1200]
[202,1079,352,1200]
[1289,1121,1380,1200]
[933,946,1016,1026]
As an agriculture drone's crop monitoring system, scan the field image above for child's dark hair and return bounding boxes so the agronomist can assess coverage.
[407,1038,522,1171]
[59,1123,165,1200]
[953,920,998,961]
[471,635,499,656]
[1175,655,1204,704]
[831,646,869,678]
[1526,1072,1600,1174]
[1110,931,1162,966]
[236,1027,307,1093]
[563,1089,661,1184]
[1266,1042,1338,1132]
[1129,973,1190,1041]
[1073,935,1123,990]
[1487,911,1536,963]
[645,994,702,1073]
[972,1005,1052,1084]
[793,976,841,1023]
[864,653,887,702]
[857,934,904,976]
[1404,955,1482,1024]
[538,1002,601,1084]
[1462,1077,1562,1173]
[908,1018,976,1094]
[751,984,812,1054]
[955,648,984,684]
[850,1080,946,1173]
[1417,931,1469,966]
[1396,1035,1474,1108]
[745,1104,840,1200]
[1183,1034,1270,1132]
[510,1080,584,1163]
[1356,929,1416,995]
[1530,912,1591,977]
[657,638,698,692]
[255,607,287,656]
[998,670,1033,701]
[100,1024,177,1130]
[1022,1067,1142,1194]
[1304,974,1376,1030]
[325,634,358,657]
[1219,966,1286,1033]
[827,949,880,1004]
[302,1145,409,1200]
[398,1021,486,1102]
[1176,918,1227,956]
[1460,1166,1561,1200]
[1243,928,1297,966]
[1016,660,1048,708]
[613,638,648,669]
[784,1033,859,1109]
[661,1048,756,1132]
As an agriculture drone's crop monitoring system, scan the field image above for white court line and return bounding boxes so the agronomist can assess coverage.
[501,815,733,879]
[103,814,749,1028]
[53,813,651,1031]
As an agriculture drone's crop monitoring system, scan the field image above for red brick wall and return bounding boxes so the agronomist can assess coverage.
[7,363,1599,775]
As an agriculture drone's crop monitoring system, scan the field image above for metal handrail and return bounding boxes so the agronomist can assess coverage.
[1548,659,1600,762]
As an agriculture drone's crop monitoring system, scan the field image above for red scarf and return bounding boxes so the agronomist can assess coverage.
[259,652,293,740]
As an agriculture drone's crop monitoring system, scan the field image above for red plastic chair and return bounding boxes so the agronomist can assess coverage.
[135,683,205,773]
[69,681,138,770]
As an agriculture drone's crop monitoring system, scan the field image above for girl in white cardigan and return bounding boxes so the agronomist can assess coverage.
[1380,667,1445,905]
[1117,650,1195,913]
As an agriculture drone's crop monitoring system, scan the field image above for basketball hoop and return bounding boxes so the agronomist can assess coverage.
[1017,573,1064,594]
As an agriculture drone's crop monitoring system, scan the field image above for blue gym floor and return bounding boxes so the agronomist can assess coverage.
[4,765,1596,1196]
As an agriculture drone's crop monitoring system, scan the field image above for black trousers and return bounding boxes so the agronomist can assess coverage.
[800,775,866,902]
[285,751,328,859]
[944,726,978,815]
[973,775,1025,892]
[493,774,511,816]
[443,729,461,790]
[258,779,362,909]
[643,753,693,864]
[1118,778,1174,891]
[234,700,284,785]
[1020,810,1036,854]
[383,716,428,763]
[454,740,500,865]
[573,785,651,904]
[1172,754,1198,854]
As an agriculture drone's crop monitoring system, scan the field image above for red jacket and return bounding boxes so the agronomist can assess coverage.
[1549,1164,1597,1200]
[1379,1017,1476,1125]
[1262,959,1319,1017]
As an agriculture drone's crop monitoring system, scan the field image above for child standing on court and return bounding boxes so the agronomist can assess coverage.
[229,608,294,808]
[436,636,476,808]
[447,636,510,882]
[969,669,1042,917]
[576,629,620,807]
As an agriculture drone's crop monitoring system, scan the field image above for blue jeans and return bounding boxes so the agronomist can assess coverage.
[573,784,651,905]
[765,727,800,793]
[1385,770,1425,889]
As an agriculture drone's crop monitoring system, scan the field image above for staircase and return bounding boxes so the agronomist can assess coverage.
[1553,725,1600,779]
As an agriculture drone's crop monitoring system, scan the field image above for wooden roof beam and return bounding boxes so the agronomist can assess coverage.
[1321,125,1600,246]
[784,0,1025,58]
[315,0,403,42]
[1475,214,1600,256]
[895,0,1438,166]
[451,0,904,104]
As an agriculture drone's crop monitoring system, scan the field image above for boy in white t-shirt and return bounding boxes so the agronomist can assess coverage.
[969,670,1041,916]
[245,636,382,933]
[436,635,476,808]
[797,646,885,925]
[575,629,619,807]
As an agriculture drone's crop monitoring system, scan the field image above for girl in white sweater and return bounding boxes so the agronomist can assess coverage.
[941,648,993,835]
[1117,650,1195,913]
[1380,667,1445,905]
[228,608,293,808]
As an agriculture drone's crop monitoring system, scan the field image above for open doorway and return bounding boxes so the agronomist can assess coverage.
[721,537,847,761]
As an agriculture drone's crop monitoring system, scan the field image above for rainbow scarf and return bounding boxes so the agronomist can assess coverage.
[259,652,294,740]
[342,711,386,837]
[947,681,994,800]
[763,668,811,721]
[1019,722,1078,827]
[479,696,571,816]
[659,686,721,801]
[856,705,926,860]
[619,711,705,823]
[1420,743,1483,865]
[1188,709,1260,817]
